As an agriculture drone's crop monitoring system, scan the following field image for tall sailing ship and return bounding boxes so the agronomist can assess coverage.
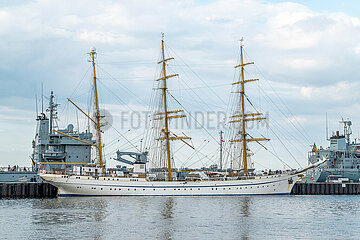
[40,36,324,196]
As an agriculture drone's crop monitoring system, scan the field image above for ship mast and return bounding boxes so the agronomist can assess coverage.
[155,33,190,181]
[161,34,172,181]
[90,48,104,168]
[230,39,268,174]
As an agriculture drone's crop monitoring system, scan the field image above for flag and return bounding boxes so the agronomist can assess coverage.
[312,143,317,153]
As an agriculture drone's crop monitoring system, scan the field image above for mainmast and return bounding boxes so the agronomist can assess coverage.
[161,34,173,181]
[230,39,268,174]
[155,33,190,181]
[90,48,104,168]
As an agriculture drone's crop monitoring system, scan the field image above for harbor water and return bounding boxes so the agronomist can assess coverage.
[1,195,359,240]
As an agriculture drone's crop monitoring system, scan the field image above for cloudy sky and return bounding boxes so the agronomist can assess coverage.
[1,0,360,170]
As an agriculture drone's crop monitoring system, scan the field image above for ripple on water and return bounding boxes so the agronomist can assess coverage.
[0,195,359,240]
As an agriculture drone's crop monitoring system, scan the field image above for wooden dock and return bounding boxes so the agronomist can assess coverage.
[0,182,57,198]
[291,182,360,195]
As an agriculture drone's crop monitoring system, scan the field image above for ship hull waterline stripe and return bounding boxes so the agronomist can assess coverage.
[57,193,290,197]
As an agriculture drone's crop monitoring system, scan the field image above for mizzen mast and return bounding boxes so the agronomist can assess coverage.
[230,38,269,174]
[90,48,104,168]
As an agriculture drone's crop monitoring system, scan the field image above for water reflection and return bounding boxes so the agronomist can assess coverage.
[1,196,357,239]
[241,196,250,218]
[159,197,174,240]
[30,198,108,240]
[161,197,174,219]
[239,197,251,240]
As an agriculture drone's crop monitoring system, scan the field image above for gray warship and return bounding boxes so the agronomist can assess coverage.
[0,91,94,182]
[307,119,360,182]
[31,91,94,173]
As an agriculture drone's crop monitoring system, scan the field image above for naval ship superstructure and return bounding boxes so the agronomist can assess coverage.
[31,91,94,173]
[308,119,360,182]
[0,91,93,182]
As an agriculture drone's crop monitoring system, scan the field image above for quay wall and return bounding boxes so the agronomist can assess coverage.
[1,182,360,198]
[291,182,360,195]
[0,182,57,198]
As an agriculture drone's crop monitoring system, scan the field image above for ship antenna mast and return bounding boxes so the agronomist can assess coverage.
[90,47,104,168]
[41,83,44,114]
[35,93,38,117]
[219,130,223,170]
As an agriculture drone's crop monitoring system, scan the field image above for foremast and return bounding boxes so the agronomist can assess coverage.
[90,48,104,168]
[155,33,190,181]
[230,39,269,174]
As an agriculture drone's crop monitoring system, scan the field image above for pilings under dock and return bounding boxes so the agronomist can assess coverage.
[0,182,57,198]
[291,182,360,195]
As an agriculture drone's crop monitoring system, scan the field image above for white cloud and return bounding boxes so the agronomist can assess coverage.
[299,82,353,101]
[285,58,319,70]
[1,0,360,169]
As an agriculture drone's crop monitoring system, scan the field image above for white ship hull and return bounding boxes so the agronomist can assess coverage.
[40,173,298,196]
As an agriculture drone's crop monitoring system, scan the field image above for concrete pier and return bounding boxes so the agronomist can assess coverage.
[0,182,57,198]
[1,182,360,197]
[291,182,360,195]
